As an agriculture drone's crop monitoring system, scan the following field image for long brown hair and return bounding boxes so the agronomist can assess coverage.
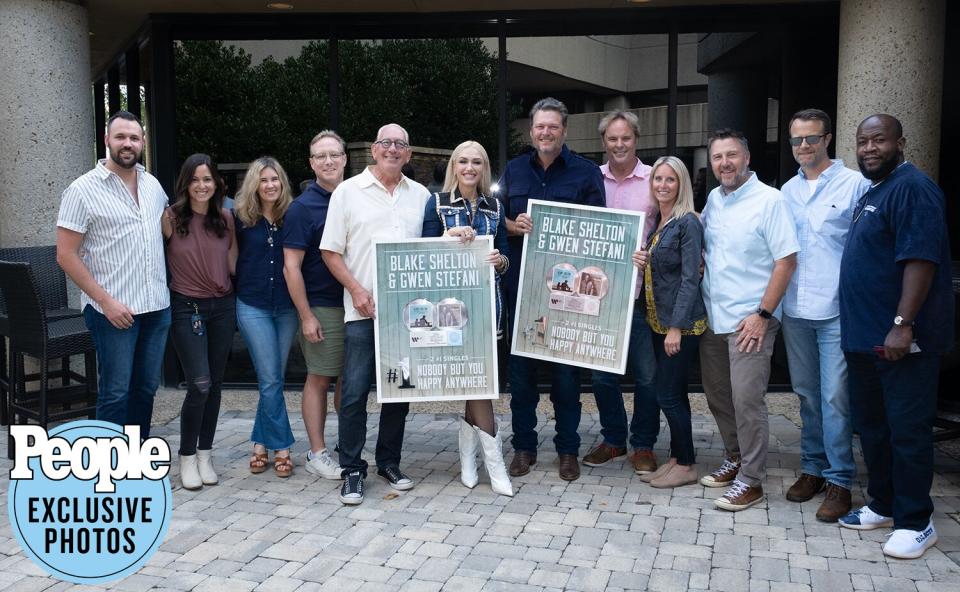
[171,153,227,237]
[234,156,293,227]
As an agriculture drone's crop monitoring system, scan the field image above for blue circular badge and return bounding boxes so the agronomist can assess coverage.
[7,420,172,584]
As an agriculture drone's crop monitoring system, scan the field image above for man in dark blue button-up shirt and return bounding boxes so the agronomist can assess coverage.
[499,97,605,481]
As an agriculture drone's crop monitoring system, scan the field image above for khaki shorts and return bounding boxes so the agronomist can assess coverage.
[298,306,345,377]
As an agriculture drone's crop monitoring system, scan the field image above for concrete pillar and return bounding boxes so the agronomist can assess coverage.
[603,95,630,112]
[0,0,93,247]
[836,0,945,180]
[707,69,769,185]
[778,28,838,182]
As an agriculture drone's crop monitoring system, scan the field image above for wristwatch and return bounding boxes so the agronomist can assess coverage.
[893,315,914,327]
[756,307,772,319]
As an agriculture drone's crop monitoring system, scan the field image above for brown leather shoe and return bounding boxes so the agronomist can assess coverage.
[558,454,580,481]
[786,473,826,502]
[582,442,627,467]
[628,449,658,475]
[509,451,537,477]
[816,484,852,522]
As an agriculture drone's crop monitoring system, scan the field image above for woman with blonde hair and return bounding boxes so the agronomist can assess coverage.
[635,155,707,488]
[233,156,299,477]
[421,140,513,496]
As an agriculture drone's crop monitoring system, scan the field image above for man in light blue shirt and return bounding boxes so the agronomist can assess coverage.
[699,129,799,512]
[780,109,870,523]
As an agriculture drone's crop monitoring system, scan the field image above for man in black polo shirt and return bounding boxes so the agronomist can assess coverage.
[837,114,954,559]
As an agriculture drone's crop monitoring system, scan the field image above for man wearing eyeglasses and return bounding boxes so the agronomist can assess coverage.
[500,97,605,482]
[837,114,953,559]
[778,109,870,522]
[321,124,430,505]
[283,130,349,482]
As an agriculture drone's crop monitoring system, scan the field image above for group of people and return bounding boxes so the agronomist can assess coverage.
[55,96,952,560]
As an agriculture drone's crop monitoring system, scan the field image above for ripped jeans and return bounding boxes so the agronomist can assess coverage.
[170,291,237,455]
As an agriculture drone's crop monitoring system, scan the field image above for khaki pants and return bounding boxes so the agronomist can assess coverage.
[699,318,780,487]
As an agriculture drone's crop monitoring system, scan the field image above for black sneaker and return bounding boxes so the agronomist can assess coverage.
[376,466,415,491]
[339,471,364,505]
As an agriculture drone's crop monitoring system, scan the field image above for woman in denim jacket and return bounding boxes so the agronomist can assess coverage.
[422,141,513,496]
[636,156,707,488]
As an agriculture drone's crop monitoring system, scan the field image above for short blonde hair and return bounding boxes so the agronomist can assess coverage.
[234,156,293,227]
[598,110,640,138]
[310,129,346,152]
[649,156,695,220]
[442,141,492,197]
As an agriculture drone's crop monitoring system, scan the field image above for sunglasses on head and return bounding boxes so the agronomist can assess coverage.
[788,134,827,147]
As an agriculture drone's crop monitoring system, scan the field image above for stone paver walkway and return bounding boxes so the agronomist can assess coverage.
[2,407,960,591]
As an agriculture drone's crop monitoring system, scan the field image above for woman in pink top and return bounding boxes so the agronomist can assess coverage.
[162,153,238,491]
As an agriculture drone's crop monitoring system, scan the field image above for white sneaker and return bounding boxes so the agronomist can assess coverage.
[883,521,937,559]
[305,448,342,480]
[838,505,894,531]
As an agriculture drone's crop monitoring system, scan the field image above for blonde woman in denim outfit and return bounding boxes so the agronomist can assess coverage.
[635,156,707,488]
[421,141,513,496]
[234,157,298,478]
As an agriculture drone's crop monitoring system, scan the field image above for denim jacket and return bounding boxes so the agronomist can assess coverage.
[422,190,510,337]
[646,211,707,330]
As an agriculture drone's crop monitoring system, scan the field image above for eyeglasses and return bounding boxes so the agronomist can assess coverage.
[310,152,344,161]
[373,139,409,150]
[788,134,827,147]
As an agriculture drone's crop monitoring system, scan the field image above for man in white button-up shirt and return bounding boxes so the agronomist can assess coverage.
[56,111,171,437]
[321,123,430,505]
[779,109,870,522]
[699,129,799,512]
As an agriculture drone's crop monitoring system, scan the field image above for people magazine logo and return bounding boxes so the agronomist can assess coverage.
[7,420,173,584]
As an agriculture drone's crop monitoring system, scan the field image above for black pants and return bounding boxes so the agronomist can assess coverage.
[338,320,409,476]
[846,351,939,530]
[652,332,699,465]
[170,292,236,455]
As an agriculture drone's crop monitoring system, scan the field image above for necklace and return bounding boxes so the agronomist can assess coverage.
[265,217,278,246]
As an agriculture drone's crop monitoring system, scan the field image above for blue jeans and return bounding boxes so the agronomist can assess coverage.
[652,332,699,465]
[782,314,854,488]
[590,303,659,450]
[237,298,297,450]
[509,354,582,455]
[338,319,410,476]
[846,352,939,531]
[83,305,171,438]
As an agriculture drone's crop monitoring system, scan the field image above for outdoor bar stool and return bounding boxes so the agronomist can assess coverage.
[0,261,96,460]
[0,246,81,426]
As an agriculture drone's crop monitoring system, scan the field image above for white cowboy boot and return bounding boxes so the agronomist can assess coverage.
[459,418,479,488]
[477,425,514,497]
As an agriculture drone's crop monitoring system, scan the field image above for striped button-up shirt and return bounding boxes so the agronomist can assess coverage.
[57,160,170,315]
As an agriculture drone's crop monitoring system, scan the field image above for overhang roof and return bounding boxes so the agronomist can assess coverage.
[86,0,816,75]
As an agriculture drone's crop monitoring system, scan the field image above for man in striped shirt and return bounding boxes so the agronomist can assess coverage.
[56,110,171,437]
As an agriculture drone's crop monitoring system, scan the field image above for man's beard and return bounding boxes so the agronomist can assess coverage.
[857,153,900,181]
[110,149,139,169]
